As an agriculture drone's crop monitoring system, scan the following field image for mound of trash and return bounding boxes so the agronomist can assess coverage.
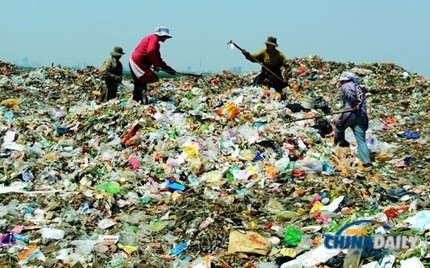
[0,57,429,267]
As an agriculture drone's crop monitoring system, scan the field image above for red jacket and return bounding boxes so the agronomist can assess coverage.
[131,34,168,70]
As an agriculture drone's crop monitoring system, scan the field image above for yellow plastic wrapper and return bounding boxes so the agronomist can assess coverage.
[216,102,240,120]
[183,145,200,159]
[118,243,137,254]
[0,98,22,107]
[92,90,102,96]
[375,151,392,163]
[310,201,323,214]
[265,165,276,180]
[280,247,297,258]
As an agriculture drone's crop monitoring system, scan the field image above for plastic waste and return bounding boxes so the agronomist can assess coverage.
[0,233,15,246]
[109,253,126,268]
[129,157,140,170]
[1,57,429,267]
[95,182,125,195]
[21,170,35,181]
[406,210,430,232]
[167,181,186,191]
[40,228,65,240]
[228,231,272,255]
[280,245,342,268]
[17,245,46,263]
[284,225,303,247]
[170,241,190,256]
[400,257,425,268]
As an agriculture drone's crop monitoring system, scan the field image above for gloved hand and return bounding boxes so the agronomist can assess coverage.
[165,66,176,75]
[282,67,292,83]
[242,50,250,56]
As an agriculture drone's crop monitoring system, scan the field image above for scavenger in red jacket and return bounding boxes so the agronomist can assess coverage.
[129,26,176,104]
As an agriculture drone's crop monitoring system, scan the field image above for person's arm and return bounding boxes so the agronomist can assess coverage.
[100,58,117,81]
[342,83,359,109]
[146,36,175,74]
[154,50,175,74]
[146,36,162,68]
[280,52,292,82]
[242,49,264,63]
[144,36,175,74]
[117,62,123,83]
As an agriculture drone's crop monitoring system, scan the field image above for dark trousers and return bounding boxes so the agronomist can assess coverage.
[106,84,117,101]
[101,82,118,101]
[129,63,148,104]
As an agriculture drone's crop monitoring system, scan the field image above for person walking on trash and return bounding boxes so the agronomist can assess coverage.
[241,36,292,99]
[100,46,124,101]
[334,71,373,171]
[129,26,176,104]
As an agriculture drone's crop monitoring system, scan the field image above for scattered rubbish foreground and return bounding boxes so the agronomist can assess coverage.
[0,58,429,267]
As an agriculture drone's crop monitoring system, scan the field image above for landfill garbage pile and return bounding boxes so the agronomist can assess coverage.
[0,60,20,76]
[0,57,429,267]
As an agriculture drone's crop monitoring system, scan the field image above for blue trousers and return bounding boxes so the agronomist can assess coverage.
[334,112,372,165]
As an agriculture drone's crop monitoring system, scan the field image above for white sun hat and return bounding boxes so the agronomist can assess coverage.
[339,71,356,82]
[154,26,172,38]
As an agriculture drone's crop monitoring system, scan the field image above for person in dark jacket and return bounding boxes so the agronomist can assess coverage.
[334,71,372,170]
[242,36,292,98]
[100,46,124,101]
[129,26,176,104]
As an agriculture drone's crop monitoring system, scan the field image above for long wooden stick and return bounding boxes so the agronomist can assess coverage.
[228,40,285,83]
[285,109,356,123]
[175,71,211,87]
[176,72,203,77]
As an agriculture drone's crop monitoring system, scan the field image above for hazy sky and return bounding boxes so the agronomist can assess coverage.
[1,0,429,77]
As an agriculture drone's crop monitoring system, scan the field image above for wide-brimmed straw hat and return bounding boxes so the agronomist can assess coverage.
[110,46,125,56]
[265,36,278,47]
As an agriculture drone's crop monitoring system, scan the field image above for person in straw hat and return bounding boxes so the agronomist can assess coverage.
[100,46,125,101]
[242,36,292,99]
[129,26,176,104]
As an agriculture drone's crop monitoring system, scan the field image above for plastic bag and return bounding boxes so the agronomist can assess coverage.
[406,211,430,232]
[95,182,125,195]
[228,231,272,255]
[284,225,302,247]
[170,241,190,256]
[217,102,240,119]
[40,228,65,240]
[299,156,322,174]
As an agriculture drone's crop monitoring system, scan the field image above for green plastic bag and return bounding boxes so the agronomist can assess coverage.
[95,182,125,195]
[284,225,303,246]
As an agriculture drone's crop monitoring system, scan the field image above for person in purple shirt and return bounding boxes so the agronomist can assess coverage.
[334,71,372,170]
